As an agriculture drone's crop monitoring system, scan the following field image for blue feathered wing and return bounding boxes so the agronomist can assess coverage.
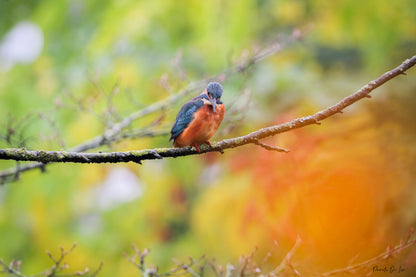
[170,98,204,142]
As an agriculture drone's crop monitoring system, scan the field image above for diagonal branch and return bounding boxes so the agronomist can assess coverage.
[0,55,415,167]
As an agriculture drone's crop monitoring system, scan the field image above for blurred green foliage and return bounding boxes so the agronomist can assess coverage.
[1,0,416,276]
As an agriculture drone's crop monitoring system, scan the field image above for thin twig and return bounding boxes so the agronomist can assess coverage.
[254,141,290,153]
[267,236,302,277]
[0,244,103,277]
[0,259,26,277]
[321,230,416,277]
[0,55,415,165]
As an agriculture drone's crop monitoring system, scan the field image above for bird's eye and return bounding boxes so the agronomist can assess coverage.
[208,93,212,98]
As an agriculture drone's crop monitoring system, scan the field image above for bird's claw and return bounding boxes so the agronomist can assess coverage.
[191,144,200,153]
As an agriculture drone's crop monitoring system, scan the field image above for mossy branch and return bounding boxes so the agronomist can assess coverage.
[0,55,415,166]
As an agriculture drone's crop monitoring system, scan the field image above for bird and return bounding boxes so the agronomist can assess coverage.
[170,82,225,152]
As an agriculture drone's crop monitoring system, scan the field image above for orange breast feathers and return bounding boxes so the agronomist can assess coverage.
[173,103,225,148]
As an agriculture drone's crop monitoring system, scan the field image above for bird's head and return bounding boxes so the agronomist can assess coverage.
[203,82,223,112]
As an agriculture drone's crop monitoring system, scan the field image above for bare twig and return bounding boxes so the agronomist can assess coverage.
[0,113,35,148]
[38,112,67,149]
[268,236,302,277]
[254,141,290,153]
[43,243,77,276]
[0,244,103,277]
[124,247,157,276]
[0,55,415,166]
[0,259,25,277]
[321,229,416,277]
[124,245,205,277]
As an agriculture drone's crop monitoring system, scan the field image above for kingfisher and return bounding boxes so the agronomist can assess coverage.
[170,82,225,152]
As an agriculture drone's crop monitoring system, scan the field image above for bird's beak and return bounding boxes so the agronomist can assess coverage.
[209,97,217,113]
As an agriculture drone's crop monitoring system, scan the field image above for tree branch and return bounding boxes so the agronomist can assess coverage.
[0,55,415,166]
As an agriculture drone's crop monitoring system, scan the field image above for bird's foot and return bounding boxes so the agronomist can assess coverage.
[191,144,200,153]
[204,141,212,147]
